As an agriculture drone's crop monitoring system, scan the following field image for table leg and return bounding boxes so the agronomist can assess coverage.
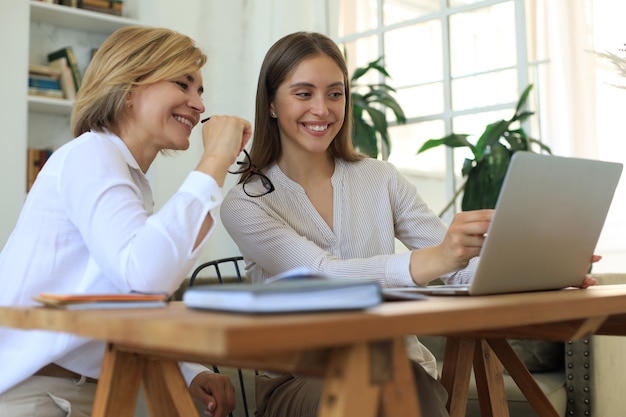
[142,358,200,417]
[92,343,199,417]
[92,343,144,417]
[318,338,420,417]
[473,339,509,417]
[441,337,475,417]
[443,337,560,417]
[380,338,422,417]
[486,338,560,417]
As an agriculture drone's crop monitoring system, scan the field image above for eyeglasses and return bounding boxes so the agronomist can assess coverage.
[229,149,275,197]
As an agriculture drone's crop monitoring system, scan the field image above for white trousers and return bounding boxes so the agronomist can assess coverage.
[0,375,97,417]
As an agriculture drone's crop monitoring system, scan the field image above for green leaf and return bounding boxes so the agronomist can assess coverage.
[350,55,404,159]
[461,158,475,177]
[358,83,397,93]
[351,57,388,82]
[366,96,406,123]
[366,106,388,126]
[510,110,534,123]
[515,84,533,115]
[416,83,554,213]
[352,117,378,158]
[461,144,512,210]
[502,132,526,152]
[474,120,511,159]
[528,138,552,154]
[417,134,474,154]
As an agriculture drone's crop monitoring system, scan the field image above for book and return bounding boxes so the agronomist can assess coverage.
[27,147,53,192]
[47,47,81,92]
[80,5,122,16]
[81,0,122,8]
[80,0,123,16]
[48,57,76,100]
[32,292,169,310]
[57,0,79,7]
[183,270,382,314]
[29,75,62,90]
[28,63,61,78]
[28,86,64,99]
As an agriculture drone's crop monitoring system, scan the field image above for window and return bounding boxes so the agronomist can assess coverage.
[330,0,626,272]
[331,0,533,219]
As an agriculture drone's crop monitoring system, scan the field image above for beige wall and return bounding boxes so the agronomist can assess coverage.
[0,1,29,247]
[144,0,328,264]
[0,0,460,269]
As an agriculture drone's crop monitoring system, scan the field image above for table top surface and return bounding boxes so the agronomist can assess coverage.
[3,284,626,359]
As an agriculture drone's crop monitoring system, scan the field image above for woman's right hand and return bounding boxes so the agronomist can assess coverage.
[196,116,252,186]
[410,209,494,285]
[439,209,494,270]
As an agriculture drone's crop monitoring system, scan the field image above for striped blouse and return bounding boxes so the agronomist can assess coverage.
[221,157,479,376]
[221,157,477,287]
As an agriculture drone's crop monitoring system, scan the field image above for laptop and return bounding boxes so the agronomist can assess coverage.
[388,151,623,297]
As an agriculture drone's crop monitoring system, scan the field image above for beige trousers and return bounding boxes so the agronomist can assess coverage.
[0,375,97,417]
[254,360,449,417]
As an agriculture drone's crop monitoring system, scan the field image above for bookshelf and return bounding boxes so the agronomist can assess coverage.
[25,0,142,191]
[0,0,143,245]
[30,1,137,32]
[28,94,74,116]
[28,1,141,117]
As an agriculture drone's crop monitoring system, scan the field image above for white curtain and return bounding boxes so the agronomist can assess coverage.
[528,0,598,158]
[530,0,626,272]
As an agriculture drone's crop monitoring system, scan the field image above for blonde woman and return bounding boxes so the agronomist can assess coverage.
[0,26,249,417]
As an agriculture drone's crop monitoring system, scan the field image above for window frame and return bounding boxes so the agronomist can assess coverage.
[331,0,535,218]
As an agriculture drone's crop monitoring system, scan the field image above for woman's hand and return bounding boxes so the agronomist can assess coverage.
[410,209,494,285]
[196,115,252,186]
[188,371,236,417]
[439,209,494,270]
[579,254,602,289]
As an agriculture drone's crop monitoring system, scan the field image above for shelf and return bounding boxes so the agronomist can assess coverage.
[30,1,139,33]
[28,95,73,116]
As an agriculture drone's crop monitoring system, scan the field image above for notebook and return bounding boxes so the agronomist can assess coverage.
[183,269,383,313]
[32,293,168,309]
[397,151,623,296]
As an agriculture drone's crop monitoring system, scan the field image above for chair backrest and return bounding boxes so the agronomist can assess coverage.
[188,256,255,417]
[189,256,245,287]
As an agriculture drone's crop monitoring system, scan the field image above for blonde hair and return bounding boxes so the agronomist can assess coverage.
[71,26,207,137]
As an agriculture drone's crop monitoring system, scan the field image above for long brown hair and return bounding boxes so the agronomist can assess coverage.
[72,26,206,138]
[247,31,364,180]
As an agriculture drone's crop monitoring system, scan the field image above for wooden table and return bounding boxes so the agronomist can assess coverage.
[3,285,626,417]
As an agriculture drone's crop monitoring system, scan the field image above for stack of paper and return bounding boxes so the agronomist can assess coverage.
[32,293,168,310]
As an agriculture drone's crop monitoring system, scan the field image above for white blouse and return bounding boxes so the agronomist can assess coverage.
[0,130,220,394]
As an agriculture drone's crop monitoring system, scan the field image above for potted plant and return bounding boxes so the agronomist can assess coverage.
[350,57,406,159]
[417,84,551,214]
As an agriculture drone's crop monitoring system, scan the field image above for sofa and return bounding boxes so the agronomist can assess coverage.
[137,273,626,417]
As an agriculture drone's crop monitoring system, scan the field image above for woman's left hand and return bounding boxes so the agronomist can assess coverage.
[188,371,236,417]
[579,254,602,289]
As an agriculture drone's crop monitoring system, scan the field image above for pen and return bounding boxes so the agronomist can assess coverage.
[201,117,211,123]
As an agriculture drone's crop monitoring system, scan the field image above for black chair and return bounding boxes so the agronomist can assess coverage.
[188,256,255,417]
[189,256,246,286]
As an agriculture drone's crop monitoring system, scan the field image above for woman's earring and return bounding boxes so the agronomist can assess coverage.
[270,111,277,118]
